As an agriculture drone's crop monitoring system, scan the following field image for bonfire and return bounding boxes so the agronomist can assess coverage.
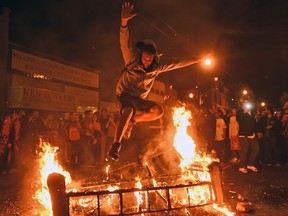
[32,106,234,215]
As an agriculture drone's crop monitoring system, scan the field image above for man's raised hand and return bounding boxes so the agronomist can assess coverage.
[121,2,136,27]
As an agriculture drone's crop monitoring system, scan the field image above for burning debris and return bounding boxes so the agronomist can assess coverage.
[32,107,235,215]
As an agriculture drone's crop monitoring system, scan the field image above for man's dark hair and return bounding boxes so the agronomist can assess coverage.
[136,41,156,55]
[142,44,156,55]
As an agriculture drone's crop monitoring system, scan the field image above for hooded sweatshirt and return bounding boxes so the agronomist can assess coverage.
[116,26,198,99]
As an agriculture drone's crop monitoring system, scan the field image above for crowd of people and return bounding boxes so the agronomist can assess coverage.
[0,109,119,174]
[1,2,287,177]
[0,100,288,175]
[192,101,288,173]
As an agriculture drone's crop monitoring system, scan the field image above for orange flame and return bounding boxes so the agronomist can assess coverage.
[33,139,72,215]
[173,107,196,168]
[172,107,234,215]
[134,176,143,207]
[172,107,213,174]
[213,203,235,216]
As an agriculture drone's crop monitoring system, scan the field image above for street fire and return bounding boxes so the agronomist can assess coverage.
[173,107,217,172]
[173,107,214,181]
[32,106,234,215]
[33,138,72,215]
[167,107,213,207]
[172,107,234,215]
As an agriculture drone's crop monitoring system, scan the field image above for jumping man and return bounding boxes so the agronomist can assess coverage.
[108,2,200,161]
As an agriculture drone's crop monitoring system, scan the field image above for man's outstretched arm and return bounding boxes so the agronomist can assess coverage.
[120,2,136,66]
[157,58,201,74]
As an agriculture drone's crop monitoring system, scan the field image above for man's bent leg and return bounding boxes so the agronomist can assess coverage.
[108,103,163,161]
[122,103,164,139]
[133,104,164,123]
[108,107,134,161]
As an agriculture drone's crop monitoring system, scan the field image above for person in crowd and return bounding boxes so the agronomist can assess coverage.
[274,110,285,163]
[260,108,281,166]
[57,116,69,163]
[99,109,109,162]
[281,107,288,165]
[0,111,21,174]
[17,109,26,145]
[236,99,260,173]
[229,108,240,164]
[21,110,45,158]
[256,108,268,165]
[217,107,230,161]
[65,113,82,166]
[81,110,95,165]
[269,109,282,165]
[108,2,200,161]
[14,109,26,169]
[92,111,102,165]
[196,106,216,154]
[43,113,59,145]
[214,111,227,163]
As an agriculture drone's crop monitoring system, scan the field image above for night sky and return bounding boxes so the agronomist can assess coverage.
[2,0,288,107]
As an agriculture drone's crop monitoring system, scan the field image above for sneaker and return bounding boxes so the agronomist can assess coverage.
[108,142,121,161]
[239,168,248,173]
[123,121,134,139]
[247,165,258,172]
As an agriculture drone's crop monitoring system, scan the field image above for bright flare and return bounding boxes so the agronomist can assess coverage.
[204,58,212,65]
[201,55,215,69]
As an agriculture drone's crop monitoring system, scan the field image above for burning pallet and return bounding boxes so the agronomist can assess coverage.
[47,161,223,216]
[34,107,234,215]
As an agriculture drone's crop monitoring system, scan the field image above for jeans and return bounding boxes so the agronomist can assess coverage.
[262,136,280,164]
[239,137,259,168]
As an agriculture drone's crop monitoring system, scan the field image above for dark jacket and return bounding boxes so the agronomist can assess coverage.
[236,109,257,136]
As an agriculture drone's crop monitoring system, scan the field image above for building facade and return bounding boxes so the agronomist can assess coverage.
[8,46,100,114]
[0,7,100,118]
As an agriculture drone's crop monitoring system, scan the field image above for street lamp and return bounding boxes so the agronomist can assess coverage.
[261,102,266,107]
[204,58,212,66]
[242,89,248,95]
[189,93,194,99]
[200,54,215,70]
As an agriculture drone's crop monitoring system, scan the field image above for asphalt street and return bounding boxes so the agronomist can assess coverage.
[1,161,288,216]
